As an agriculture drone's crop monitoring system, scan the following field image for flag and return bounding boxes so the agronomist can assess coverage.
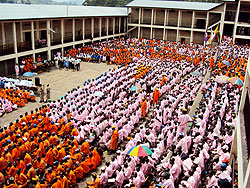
[204,28,208,43]
[208,24,219,44]
[211,24,219,42]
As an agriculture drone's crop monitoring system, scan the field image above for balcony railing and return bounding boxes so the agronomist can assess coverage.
[115,27,119,34]
[155,21,164,26]
[51,38,61,46]
[75,35,83,41]
[0,44,14,56]
[94,32,99,38]
[180,22,192,28]
[194,24,205,29]
[131,19,139,24]
[108,30,113,35]
[85,34,92,39]
[64,33,73,43]
[102,31,107,36]
[18,41,32,52]
[35,39,47,49]
[142,19,151,24]
[237,27,250,36]
[167,21,178,27]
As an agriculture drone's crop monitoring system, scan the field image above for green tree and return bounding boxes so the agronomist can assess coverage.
[82,0,133,7]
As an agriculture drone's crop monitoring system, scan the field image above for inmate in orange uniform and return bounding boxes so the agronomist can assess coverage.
[110,127,119,151]
[153,88,161,104]
[141,99,147,117]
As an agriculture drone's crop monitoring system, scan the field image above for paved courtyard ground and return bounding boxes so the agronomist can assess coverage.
[0,62,116,127]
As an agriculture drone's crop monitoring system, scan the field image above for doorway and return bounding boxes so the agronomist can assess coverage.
[41,30,47,40]
[25,32,31,42]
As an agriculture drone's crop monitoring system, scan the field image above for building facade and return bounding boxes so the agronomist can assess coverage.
[1,0,250,76]
[0,4,128,76]
[126,0,250,45]
[230,47,250,188]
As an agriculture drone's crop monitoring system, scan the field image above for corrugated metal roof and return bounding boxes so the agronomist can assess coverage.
[126,0,221,11]
[0,3,128,21]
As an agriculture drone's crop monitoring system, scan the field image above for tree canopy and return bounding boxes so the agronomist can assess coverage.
[83,0,133,7]
[82,0,222,6]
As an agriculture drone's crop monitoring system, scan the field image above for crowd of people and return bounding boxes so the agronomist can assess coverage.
[18,56,52,76]
[0,36,247,188]
[53,51,82,71]
[0,77,35,117]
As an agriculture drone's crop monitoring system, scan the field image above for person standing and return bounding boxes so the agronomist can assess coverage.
[110,126,119,154]
[46,84,51,103]
[14,63,19,79]
[39,84,45,103]
[54,55,59,69]
[141,98,147,118]
[160,74,167,86]
[153,88,161,105]
[76,58,81,71]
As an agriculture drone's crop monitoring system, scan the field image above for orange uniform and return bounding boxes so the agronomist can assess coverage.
[110,129,119,151]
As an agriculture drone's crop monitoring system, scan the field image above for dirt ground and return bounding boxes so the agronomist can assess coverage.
[0,62,116,127]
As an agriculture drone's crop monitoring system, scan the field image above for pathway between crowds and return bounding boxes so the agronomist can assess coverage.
[188,70,211,118]
[0,62,116,128]
[189,50,219,117]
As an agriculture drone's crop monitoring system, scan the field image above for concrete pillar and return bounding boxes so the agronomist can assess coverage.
[138,8,141,38]
[190,11,195,43]
[176,10,181,42]
[36,21,39,41]
[205,12,209,29]
[72,19,75,43]
[163,10,167,40]
[1,23,5,46]
[119,17,121,33]
[31,21,35,50]
[61,19,64,44]
[62,47,64,57]
[91,18,94,39]
[82,18,85,40]
[233,0,241,42]
[99,17,102,38]
[12,22,17,54]
[141,8,144,24]
[204,12,209,46]
[20,21,24,42]
[51,20,53,41]
[113,17,115,36]
[154,8,156,25]
[165,10,169,40]
[124,17,127,33]
[166,10,169,26]
[220,3,227,42]
[107,17,109,38]
[47,20,51,60]
[150,8,154,39]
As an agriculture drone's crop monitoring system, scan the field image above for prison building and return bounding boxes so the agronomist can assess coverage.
[0,3,127,76]
[126,0,250,44]
[231,50,250,188]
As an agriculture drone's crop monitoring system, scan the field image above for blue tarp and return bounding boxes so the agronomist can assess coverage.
[23,72,37,77]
